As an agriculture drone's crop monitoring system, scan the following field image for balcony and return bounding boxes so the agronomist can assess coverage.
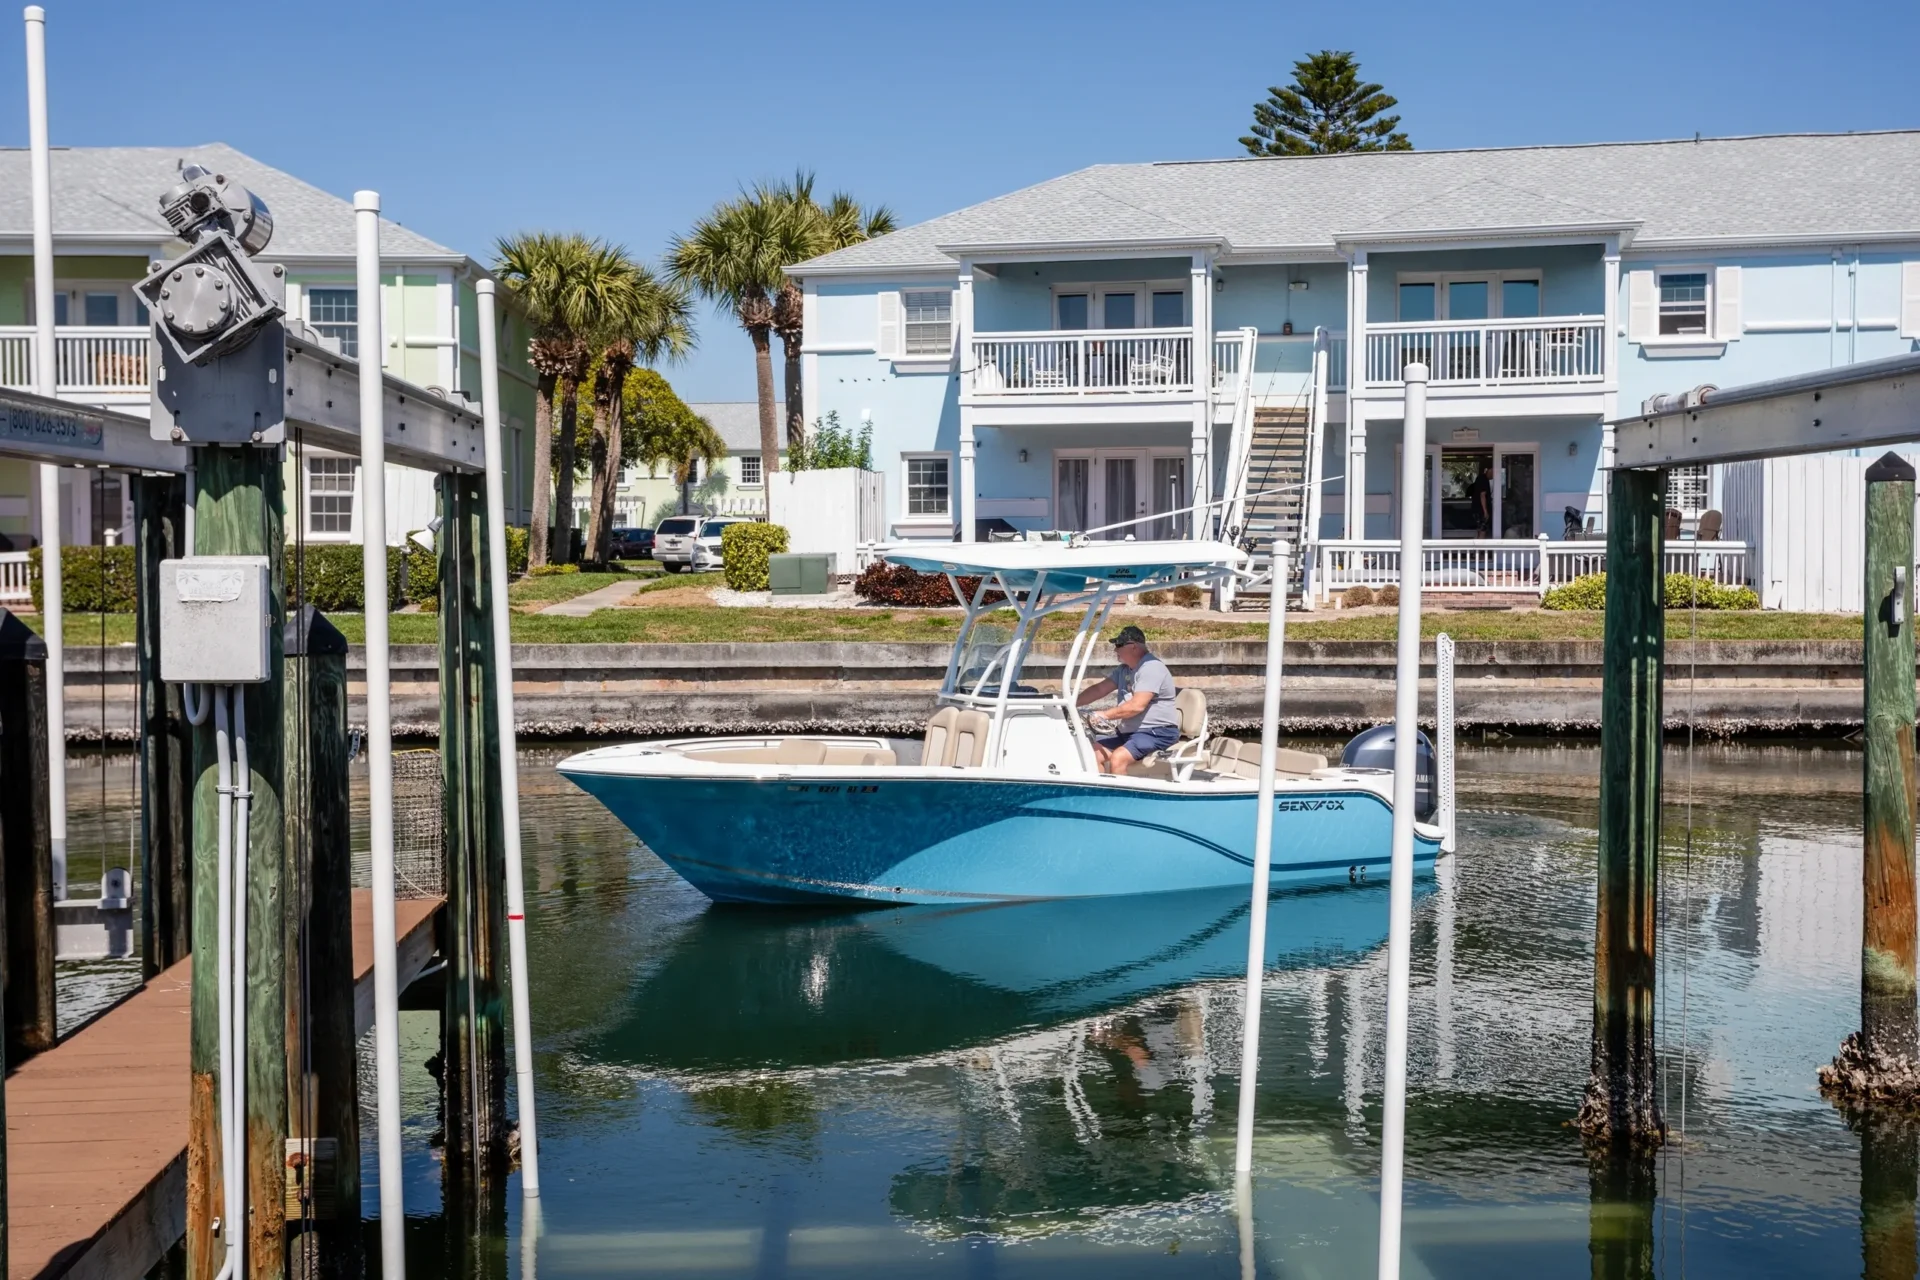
[0,326,151,398]
[1213,332,1348,393]
[1362,317,1606,389]
[1313,537,1748,604]
[968,329,1195,398]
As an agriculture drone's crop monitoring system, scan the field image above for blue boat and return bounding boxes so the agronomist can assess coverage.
[559,539,1447,905]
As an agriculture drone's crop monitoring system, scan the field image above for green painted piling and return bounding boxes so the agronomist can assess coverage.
[437,473,511,1196]
[186,447,287,1280]
[282,606,359,1280]
[1577,466,1666,1148]
[135,473,193,975]
[0,609,56,1062]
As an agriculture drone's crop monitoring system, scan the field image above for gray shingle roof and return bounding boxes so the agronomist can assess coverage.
[797,131,1920,272]
[685,401,786,453]
[0,143,463,261]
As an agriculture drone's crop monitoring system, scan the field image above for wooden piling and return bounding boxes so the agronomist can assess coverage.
[0,607,57,1062]
[135,472,194,975]
[1576,466,1667,1148]
[187,446,289,1280]
[1822,451,1920,1103]
[282,605,360,1280]
[437,472,511,1196]
[1586,1150,1656,1280]
[1857,1111,1919,1280]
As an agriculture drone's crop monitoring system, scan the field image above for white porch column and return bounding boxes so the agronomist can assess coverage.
[957,260,976,542]
[1190,255,1212,538]
[1347,252,1369,405]
[1345,405,1368,540]
[1598,239,1622,533]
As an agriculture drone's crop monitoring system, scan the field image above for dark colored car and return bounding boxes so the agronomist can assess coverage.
[609,527,655,560]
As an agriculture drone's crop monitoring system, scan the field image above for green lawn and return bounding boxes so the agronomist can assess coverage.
[635,570,726,594]
[507,566,658,608]
[19,605,1865,647]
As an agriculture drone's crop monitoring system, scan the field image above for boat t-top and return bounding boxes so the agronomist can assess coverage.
[558,538,1445,905]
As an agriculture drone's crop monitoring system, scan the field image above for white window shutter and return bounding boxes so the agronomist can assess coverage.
[1901,261,1920,339]
[1714,265,1742,341]
[1627,270,1656,343]
[876,291,901,357]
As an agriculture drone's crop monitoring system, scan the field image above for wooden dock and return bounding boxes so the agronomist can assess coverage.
[6,892,443,1280]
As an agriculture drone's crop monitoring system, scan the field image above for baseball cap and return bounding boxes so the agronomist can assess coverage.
[1111,625,1147,647]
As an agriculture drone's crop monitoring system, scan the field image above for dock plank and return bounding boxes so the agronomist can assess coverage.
[7,890,443,1280]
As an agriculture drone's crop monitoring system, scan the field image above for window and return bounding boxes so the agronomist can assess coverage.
[1151,291,1185,328]
[905,455,951,517]
[1056,293,1089,329]
[1658,272,1709,336]
[307,457,355,534]
[740,454,763,486]
[902,290,953,356]
[1670,465,1711,516]
[309,288,359,356]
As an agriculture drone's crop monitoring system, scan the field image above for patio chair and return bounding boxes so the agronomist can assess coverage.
[1697,509,1723,541]
[1664,509,1682,540]
[1127,352,1178,388]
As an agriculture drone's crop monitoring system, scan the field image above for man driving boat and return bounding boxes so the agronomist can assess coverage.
[1076,625,1180,775]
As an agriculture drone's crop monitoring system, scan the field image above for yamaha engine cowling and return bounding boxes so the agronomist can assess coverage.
[1340,724,1437,822]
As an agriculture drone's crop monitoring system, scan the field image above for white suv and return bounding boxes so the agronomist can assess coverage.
[656,515,749,573]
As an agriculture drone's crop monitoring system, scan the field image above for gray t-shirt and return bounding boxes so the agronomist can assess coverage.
[1109,655,1180,735]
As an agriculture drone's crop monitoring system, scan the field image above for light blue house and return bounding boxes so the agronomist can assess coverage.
[791,132,1920,602]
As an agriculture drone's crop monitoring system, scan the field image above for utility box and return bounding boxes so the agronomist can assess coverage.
[159,556,272,683]
[769,553,831,596]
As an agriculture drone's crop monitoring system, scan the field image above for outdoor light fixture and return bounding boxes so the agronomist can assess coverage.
[1019,449,1029,463]
[1289,280,1309,292]
[1569,440,1579,456]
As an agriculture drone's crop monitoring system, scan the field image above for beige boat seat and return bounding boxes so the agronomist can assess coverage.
[771,739,829,765]
[1159,688,1209,781]
[1204,736,1329,780]
[922,706,959,767]
[821,744,898,766]
[950,709,991,768]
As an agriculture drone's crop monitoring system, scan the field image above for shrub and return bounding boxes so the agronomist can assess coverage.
[29,545,138,613]
[528,563,579,577]
[789,411,874,471]
[720,522,789,592]
[1171,584,1205,608]
[1138,589,1169,606]
[1376,584,1400,607]
[396,538,439,606]
[1711,583,1761,610]
[1341,585,1375,608]
[287,544,373,611]
[854,560,1003,608]
[505,525,530,577]
[1543,571,1760,612]
[1542,572,1607,611]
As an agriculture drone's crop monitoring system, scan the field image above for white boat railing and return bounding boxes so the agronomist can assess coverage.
[0,549,30,605]
[0,325,152,395]
[1363,316,1606,388]
[969,329,1194,396]
[1315,537,1751,601]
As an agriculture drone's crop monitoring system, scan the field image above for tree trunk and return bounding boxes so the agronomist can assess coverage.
[586,361,628,566]
[527,372,556,570]
[553,375,580,564]
[753,327,779,478]
[780,330,804,450]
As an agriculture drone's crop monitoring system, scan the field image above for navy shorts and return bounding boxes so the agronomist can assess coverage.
[1097,723,1181,759]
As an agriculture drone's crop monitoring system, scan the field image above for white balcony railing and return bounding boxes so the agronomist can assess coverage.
[1212,331,1348,393]
[1314,537,1750,602]
[0,326,152,396]
[0,549,30,606]
[969,329,1194,396]
[1363,316,1606,389]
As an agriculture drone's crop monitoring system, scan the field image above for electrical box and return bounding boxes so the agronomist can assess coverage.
[159,556,272,683]
[769,553,831,596]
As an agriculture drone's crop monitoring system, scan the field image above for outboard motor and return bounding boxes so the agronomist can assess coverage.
[1340,724,1437,822]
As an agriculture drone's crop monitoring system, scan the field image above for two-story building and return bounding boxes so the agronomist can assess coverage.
[791,131,1920,601]
[0,142,538,553]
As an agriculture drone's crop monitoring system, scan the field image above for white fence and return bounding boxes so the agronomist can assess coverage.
[969,330,1194,395]
[0,326,151,394]
[1362,317,1606,388]
[0,550,30,606]
[767,467,885,575]
[1314,537,1751,602]
[1211,331,1349,393]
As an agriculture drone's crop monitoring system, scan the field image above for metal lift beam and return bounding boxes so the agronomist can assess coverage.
[1613,350,1920,468]
[284,332,486,473]
[0,385,187,472]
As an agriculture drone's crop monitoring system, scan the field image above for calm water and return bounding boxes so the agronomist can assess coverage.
[62,738,1908,1277]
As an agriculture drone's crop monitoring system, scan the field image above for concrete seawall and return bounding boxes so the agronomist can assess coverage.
[59,638,1867,739]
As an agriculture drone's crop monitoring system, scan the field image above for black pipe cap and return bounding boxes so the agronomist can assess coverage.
[284,604,348,658]
[1865,452,1916,483]
[0,608,48,661]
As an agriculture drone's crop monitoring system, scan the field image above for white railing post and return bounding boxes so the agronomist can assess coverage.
[1437,632,1456,854]
[1538,533,1550,598]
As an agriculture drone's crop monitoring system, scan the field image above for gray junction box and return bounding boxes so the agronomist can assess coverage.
[158,556,272,683]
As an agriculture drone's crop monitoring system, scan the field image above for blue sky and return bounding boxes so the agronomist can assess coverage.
[3,0,1916,402]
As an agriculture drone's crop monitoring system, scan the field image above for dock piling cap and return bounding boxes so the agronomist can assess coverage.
[0,608,48,661]
[1865,452,1916,484]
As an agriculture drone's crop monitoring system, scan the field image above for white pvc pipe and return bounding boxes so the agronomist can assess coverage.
[229,683,251,1280]
[475,277,542,1194]
[355,191,406,1279]
[212,687,237,1278]
[1233,541,1290,1175]
[1376,362,1428,1280]
[25,4,65,901]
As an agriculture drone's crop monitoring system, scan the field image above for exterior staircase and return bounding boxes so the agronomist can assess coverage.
[1230,407,1313,602]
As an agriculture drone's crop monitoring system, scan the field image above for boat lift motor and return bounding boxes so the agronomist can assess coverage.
[1340,723,1438,822]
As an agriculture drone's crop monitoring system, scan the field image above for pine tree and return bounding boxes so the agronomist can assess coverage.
[1240,51,1412,157]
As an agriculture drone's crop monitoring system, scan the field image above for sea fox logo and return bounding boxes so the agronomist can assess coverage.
[1275,798,1345,812]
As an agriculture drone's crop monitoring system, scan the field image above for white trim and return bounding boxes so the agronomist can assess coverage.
[1639,342,1729,359]
[901,450,955,522]
[893,357,957,374]
[802,341,878,354]
[1050,280,1189,330]
[1336,222,1640,250]
[1393,269,1543,321]
[1744,317,1903,333]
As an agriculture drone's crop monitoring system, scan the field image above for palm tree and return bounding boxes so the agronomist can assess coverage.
[769,174,896,449]
[1240,51,1411,156]
[668,195,790,485]
[628,369,727,514]
[494,233,647,565]
[584,268,695,564]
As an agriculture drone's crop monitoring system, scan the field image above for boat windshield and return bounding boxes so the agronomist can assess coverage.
[955,623,1032,697]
